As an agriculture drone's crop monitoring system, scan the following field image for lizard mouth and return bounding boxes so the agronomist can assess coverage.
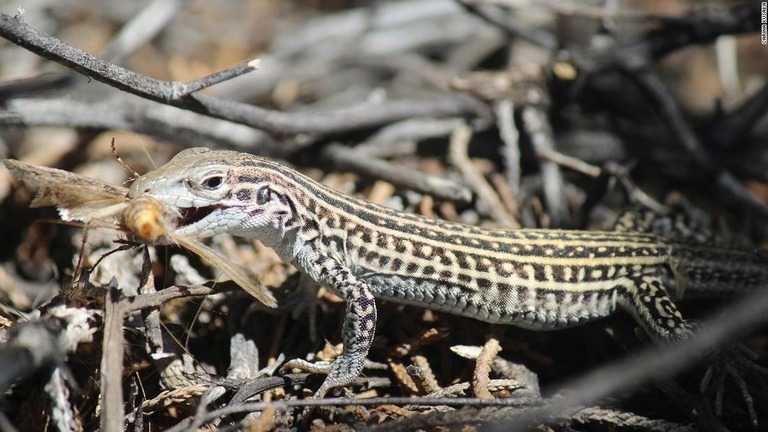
[177,205,222,228]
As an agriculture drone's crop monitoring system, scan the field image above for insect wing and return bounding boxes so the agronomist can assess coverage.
[171,234,277,308]
[4,159,129,222]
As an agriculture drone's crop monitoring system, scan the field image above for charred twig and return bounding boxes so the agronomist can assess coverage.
[637,3,760,62]
[652,379,729,432]
[591,4,761,74]
[621,62,768,217]
[708,82,768,152]
[0,13,259,97]
[166,396,541,432]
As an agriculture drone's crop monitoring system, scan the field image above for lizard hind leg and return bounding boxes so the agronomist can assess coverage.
[619,275,695,342]
[622,276,766,426]
[612,202,721,245]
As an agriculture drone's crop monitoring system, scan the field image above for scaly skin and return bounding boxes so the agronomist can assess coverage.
[130,147,768,397]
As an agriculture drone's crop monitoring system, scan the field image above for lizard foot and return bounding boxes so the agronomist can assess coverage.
[280,359,332,398]
[281,353,366,398]
[700,344,768,428]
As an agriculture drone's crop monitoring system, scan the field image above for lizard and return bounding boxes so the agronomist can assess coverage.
[128,147,768,398]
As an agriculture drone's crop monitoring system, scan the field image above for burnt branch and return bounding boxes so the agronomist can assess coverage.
[708,82,768,151]
[622,62,768,217]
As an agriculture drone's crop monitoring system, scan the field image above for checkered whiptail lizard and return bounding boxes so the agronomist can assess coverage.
[130,147,768,397]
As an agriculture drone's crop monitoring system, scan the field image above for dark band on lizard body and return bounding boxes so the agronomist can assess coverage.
[130,147,768,397]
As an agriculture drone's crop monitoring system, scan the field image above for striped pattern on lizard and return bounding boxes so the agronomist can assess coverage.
[129,147,768,397]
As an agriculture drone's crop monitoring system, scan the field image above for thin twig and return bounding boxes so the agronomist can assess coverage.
[520,105,569,226]
[354,117,466,158]
[100,280,127,432]
[0,13,485,136]
[624,63,768,218]
[122,284,214,313]
[456,0,557,49]
[472,337,501,399]
[708,82,768,151]
[4,96,280,154]
[101,0,186,64]
[537,148,602,178]
[137,247,164,355]
[411,355,441,394]
[0,14,258,98]
[448,124,519,227]
[321,143,472,203]
[495,98,521,199]
[165,396,541,432]
[0,73,72,103]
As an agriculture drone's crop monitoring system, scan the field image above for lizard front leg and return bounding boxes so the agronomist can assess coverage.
[282,258,377,398]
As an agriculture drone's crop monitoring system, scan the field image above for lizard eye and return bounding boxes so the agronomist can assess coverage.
[201,175,224,190]
[256,186,271,205]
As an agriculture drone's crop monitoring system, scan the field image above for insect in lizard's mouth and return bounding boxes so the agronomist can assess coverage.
[177,205,222,227]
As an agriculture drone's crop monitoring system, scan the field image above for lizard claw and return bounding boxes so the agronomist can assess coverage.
[700,343,767,428]
[280,358,335,398]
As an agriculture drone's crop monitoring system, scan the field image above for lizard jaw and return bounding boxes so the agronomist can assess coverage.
[177,205,222,229]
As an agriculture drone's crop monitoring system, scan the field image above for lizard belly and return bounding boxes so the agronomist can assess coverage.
[359,272,623,329]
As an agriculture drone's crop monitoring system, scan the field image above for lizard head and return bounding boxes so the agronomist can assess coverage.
[129,148,299,246]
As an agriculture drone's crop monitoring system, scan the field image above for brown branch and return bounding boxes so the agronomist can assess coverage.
[472,337,501,399]
[0,13,484,136]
